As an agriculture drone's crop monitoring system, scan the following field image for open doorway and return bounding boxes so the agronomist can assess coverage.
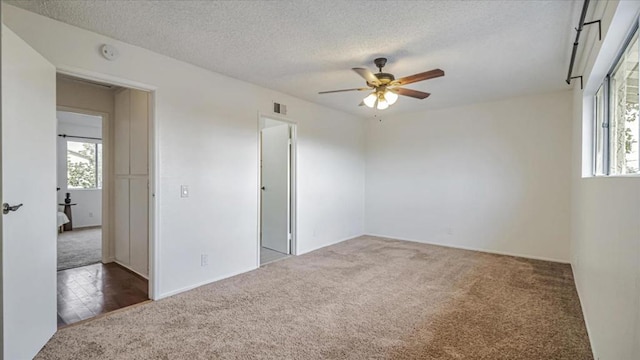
[259,117,296,265]
[55,74,153,327]
[57,110,104,271]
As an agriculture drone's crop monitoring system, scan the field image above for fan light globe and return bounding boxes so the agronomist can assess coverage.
[363,93,377,108]
[384,90,398,105]
[376,98,389,110]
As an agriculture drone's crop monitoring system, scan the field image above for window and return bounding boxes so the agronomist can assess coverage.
[594,84,606,175]
[593,27,639,175]
[67,141,102,189]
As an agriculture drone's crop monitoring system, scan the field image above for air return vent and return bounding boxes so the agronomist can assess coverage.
[273,102,287,115]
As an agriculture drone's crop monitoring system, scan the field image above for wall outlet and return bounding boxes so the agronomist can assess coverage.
[201,254,208,267]
[446,227,453,236]
[89,212,94,218]
[181,185,189,198]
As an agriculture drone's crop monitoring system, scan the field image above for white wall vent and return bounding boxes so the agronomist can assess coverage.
[273,102,287,115]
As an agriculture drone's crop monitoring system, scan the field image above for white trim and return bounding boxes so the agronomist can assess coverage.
[257,113,298,267]
[57,106,111,264]
[114,260,148,280]
[588,174,640,179]
[148,88,160,301]
[160,234,364,299]
[365,233,570,264]
[571,263,597,359]
[56,67,157,92]
[296,234,365,256]
[156,266,257,300]
[57,69,161,300]
[258,112,298,126]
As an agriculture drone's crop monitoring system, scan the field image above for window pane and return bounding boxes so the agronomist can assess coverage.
[594,84,605,175]
[609,30,639,175]
[67,141,102,189]
[97,143,103,189]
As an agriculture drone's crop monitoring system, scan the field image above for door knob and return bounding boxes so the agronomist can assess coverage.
[261,186,266,190]
[3,203,23,215]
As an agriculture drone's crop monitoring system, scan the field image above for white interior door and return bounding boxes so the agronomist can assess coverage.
[1,25,58,359]
[261,123,290,254]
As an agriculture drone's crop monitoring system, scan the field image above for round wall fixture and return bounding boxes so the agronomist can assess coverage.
[100,44,119,61]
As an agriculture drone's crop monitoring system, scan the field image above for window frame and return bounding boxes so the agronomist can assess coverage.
[593,19,640,177]
[66,139,103,190]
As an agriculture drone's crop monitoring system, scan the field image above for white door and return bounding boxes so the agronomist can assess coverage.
[1,25,58,359]
[260,123,290,254]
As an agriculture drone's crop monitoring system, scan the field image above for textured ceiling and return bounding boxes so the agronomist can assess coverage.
[7,0,580,117]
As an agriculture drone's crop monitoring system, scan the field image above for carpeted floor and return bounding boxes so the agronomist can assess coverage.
[57,227,102,271]
[37,236,592,359]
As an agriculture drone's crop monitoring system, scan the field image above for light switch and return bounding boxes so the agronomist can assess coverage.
[181,185,189,198]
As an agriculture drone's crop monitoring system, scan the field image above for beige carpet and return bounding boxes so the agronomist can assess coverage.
[36,236,592,359]
[57,227,102,271]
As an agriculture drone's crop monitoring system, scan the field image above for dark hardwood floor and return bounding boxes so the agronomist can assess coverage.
[57,262,148,327]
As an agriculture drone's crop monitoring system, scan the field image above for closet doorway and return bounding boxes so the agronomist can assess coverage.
[259,116,296,265]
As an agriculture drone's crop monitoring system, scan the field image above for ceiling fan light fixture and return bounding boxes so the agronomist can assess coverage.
[319,59,444,109]
[384,90,398,105]
[363,92,377,108]
[376,97,389,110]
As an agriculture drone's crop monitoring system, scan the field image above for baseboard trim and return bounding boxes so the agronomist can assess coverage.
[364,233,570,264]
[156,265,257,300]
[157,235,365,300]
[571,262,597,359]
[296,233,365,256]
[72,225,102,230]
[114,260,149,280]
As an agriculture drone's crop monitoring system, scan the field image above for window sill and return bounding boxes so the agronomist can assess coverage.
[583,174,640,179]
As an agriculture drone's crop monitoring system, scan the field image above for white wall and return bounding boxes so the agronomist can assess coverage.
[57,112,103,228]
[570,1,640,359]
[365,91,573,262]
[1,4,366,298]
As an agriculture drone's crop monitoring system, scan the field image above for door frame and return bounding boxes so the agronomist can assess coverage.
[57,67,160,300]
[257,113,297,266]
[56,106,111,264]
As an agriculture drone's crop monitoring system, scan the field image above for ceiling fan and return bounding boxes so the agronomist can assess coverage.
[319,58,444,110]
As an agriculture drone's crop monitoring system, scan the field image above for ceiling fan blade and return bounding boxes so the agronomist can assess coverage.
[394,69,444,86]
[390,87,431,99]
[352,68,381,86]
[318,87,370,94]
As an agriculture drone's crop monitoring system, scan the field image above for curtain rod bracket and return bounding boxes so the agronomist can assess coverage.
[568,76,584,90]
[583,20,602,41]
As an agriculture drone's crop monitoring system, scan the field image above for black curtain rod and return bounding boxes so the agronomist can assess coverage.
[566,0,590,86]
[566,0,602,89]
[58,134,102,141]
